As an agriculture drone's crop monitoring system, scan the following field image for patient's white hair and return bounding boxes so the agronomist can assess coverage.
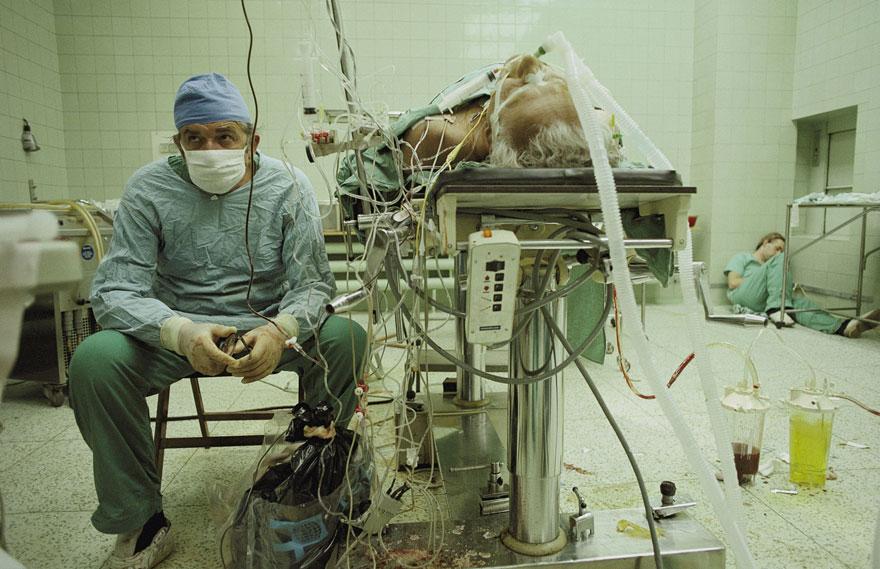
[489,122,621,168]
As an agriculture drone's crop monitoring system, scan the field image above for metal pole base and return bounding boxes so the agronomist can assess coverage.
[501,526,568,556]
[452,395,490,408]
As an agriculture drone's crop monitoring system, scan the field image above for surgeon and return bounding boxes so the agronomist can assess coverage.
[67,73,367,569]
[724,231,879,337]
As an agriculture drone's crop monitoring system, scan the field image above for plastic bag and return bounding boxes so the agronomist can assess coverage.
[218,402,372,569]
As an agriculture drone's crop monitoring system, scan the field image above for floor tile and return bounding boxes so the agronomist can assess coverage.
[4,303,878,568]
[0,382,78,443]
[3,510,112,569]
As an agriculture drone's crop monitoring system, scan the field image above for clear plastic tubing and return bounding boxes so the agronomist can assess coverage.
[681,230,749,527]
[437,70,496,113]
[542,31,755,569]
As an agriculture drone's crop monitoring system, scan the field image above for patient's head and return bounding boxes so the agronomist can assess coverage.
[487,54,620,168]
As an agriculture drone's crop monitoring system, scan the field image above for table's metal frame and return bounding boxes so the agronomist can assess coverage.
[429,181,693,553]
[781,203,880,322]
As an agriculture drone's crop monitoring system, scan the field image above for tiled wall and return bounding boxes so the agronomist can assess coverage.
[4,0,878,310]
[788,0,880,308]
[690,0,799,300]
[0,0,68,203]
[688,0,718,268]
[50,0,695,202]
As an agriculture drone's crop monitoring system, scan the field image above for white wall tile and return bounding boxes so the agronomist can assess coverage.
[0,0,68,202]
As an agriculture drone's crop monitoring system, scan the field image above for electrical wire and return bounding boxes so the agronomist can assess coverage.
[388,252,612,385]
[541,304,664,569]
[238,0,288,339]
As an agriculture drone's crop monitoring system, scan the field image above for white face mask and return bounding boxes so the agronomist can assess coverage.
[184,148,248,195]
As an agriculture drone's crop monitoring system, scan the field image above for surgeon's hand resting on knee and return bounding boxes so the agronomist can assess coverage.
[226,323,290,383]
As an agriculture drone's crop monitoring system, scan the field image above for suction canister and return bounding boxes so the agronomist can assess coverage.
[786,387,838,488]
[721,386,770,485]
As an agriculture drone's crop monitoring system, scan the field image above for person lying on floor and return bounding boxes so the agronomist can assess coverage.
[724,231,879,337]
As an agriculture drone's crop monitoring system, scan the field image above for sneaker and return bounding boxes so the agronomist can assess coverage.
[107,515,174,569]
[770,311,796,327]
[844,308,880,338]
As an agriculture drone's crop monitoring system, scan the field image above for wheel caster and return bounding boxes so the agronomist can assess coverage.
[42,384,66,407]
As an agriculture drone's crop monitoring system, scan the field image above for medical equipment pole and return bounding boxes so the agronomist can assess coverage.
[856,208,867,315]
[328,0,372,215]
[455,251,486,405]
[780,205,791,327]
[504,293,566,554]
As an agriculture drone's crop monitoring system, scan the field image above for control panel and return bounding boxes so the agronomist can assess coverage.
[465,229,521,345]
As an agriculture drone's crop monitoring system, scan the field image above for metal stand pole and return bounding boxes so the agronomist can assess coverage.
[455,251,486,406]
[780,205,792,328]
[856,207,867,315]
[503,295,566,555]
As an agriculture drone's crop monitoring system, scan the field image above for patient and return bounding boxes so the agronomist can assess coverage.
[724,232,879,337]
[400,54,621,169]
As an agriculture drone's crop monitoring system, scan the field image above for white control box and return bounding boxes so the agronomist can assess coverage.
[465,229,521,345]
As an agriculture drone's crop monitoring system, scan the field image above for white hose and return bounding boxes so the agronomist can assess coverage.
[680,230,749,530]
[547,32,755,569]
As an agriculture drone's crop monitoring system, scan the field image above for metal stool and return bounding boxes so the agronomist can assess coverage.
[150,375,295,479]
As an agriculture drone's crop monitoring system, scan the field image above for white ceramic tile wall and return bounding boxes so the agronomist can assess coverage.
[50,0,695,202]
[690,0,799,292]
[688,0,718,267]
[0,0,68,203]
[789,0,880,308]
[5,0,878,307]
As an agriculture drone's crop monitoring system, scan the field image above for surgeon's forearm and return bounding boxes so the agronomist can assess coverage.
[91,291,177,348]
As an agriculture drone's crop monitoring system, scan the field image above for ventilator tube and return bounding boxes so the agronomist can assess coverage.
[681,231,749,524]
[547,31,755,569]
[437,70,496,113]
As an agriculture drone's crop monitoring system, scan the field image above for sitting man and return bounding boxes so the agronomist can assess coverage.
[724,231,879,337]
[68,73,367,569]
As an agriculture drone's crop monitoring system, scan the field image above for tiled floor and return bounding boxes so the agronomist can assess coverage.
[1,306,879,568]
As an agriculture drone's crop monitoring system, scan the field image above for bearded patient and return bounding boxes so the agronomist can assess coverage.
[401,54,623,169]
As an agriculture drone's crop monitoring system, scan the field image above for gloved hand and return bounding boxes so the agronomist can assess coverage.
[226,323,288,383]
[175,321,239,376]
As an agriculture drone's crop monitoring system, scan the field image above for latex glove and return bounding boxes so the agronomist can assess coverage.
[226,323,288,383]
[161,317,238,376]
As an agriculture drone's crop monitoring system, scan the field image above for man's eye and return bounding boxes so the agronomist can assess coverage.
[187,136,201,143]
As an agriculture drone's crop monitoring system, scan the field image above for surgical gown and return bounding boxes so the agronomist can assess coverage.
[91,153,335,344]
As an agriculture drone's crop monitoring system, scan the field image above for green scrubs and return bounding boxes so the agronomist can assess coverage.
[724,252,842,334]
[68,317,365,535]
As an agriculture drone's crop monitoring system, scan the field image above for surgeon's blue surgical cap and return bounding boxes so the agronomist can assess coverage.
[173,73,251,129]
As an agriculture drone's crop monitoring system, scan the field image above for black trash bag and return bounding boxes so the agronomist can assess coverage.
[227,402,372,569]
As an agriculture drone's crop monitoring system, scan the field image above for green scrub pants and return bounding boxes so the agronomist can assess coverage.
[727,253,842,334]
[68,315,367,535]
